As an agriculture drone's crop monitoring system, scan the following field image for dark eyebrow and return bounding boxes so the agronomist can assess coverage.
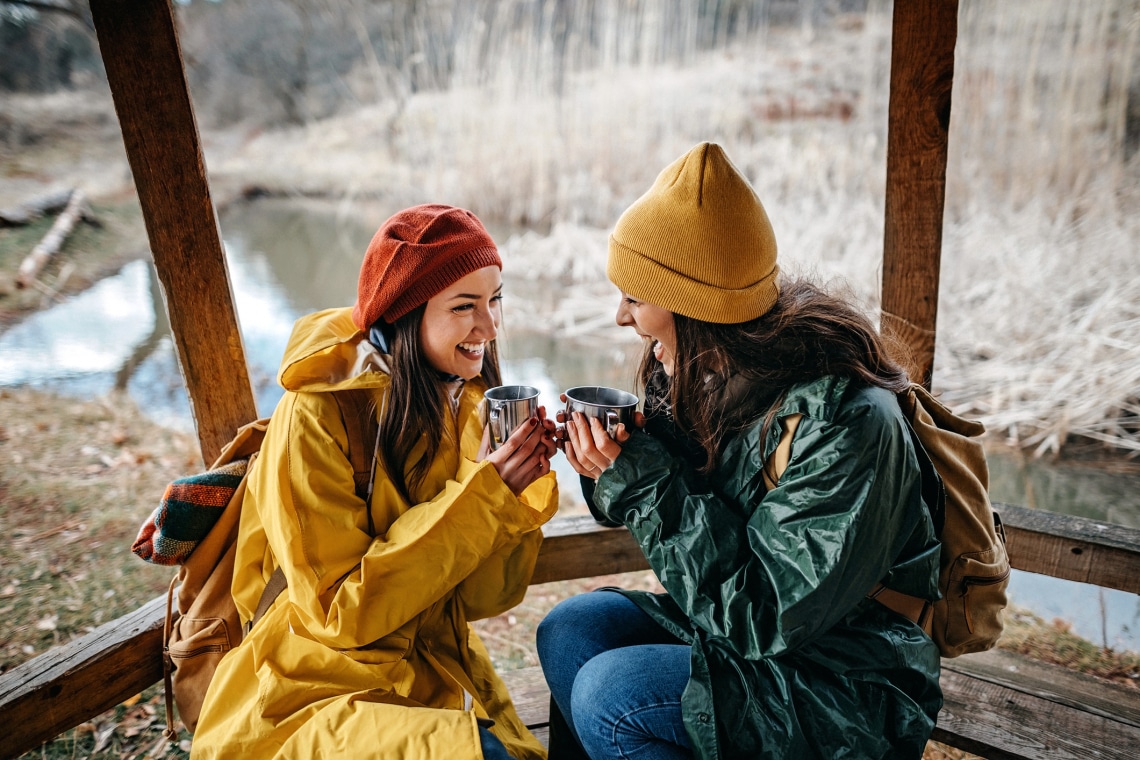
[447,287,503,301]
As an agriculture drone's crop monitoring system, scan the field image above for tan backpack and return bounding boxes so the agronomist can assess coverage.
[763,383,1010,658]
[132,389,378,734]
[897,383,1010,657]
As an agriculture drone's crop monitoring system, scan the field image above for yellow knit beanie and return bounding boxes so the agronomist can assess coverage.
[607,142,779,324]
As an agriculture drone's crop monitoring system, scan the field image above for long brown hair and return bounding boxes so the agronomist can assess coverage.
[377,304,502,505]
[640,277,911,472]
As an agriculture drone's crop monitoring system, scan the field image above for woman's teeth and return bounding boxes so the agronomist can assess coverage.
[459,342,485,356]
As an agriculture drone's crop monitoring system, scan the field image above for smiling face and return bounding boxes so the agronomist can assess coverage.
[419,266,502,379]
[616,292,677,376]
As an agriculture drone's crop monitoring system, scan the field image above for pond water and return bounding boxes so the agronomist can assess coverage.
[1,199,1137,651]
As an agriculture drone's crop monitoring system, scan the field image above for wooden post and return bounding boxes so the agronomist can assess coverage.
[89,0,258,463]
[881,0,959,390]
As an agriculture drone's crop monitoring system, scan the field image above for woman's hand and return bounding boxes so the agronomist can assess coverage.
[556,395,643,480]
[480,406,557,495]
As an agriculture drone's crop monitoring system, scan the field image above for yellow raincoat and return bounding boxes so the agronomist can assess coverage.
[192,308,558,759]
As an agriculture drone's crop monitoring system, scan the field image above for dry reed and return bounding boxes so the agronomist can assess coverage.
[209,0,1140,456]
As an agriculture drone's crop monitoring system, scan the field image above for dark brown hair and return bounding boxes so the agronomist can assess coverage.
[377,304,502,505]
[640,276,911,472]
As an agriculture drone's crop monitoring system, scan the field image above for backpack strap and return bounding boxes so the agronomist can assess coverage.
[759,402,932,629]
[867,582,931,629]
[334,388,381,534]
[250,566,288,629]
[162,574,179,739]
[245,390,380,636]
[762,413,802,490]
[866,386,943,629]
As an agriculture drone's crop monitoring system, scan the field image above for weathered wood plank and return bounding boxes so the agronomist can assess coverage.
[944,648,1140,730]
[89,0,258,464]
[880,0,959,388]
[0,595,167,759]
[500,665,551,732]
[531,515,648,584]
[997,503,1140,594]
[933,660,1140,760]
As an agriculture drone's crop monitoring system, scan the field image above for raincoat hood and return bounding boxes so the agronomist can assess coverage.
[278,307,393,393]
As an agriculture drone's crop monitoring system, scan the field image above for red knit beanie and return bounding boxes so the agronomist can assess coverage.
[352,204,502,330]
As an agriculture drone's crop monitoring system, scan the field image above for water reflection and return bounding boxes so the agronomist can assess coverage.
[0,198,1136,650]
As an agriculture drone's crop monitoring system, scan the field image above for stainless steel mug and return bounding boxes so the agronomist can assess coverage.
[484,385,540,450]
[563,386,639,437]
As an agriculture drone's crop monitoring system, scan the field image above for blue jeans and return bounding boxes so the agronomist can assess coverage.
[536,590,693,759]
[480,726,514,759]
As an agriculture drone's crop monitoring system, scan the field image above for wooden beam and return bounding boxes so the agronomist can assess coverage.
[934,654,1140,759]
[4,510,1139,757]
[996,503,1140,595]
[881,0,959,389]
[0,596,167,759]
[530,514,649,584]
[89,0,257,464]
[944,648,1140,730]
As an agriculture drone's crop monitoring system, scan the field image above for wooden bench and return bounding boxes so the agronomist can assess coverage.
[3,504,1139,759]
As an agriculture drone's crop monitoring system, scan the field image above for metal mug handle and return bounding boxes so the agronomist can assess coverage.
[489,405,503,449]
[605,409,620,438]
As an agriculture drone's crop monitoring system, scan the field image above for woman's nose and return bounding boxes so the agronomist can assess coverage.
[479,306,499,338]
[615,300,633,327]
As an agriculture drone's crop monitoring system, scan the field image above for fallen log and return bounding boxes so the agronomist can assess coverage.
[15,190,90,289]
[0,188,75,226]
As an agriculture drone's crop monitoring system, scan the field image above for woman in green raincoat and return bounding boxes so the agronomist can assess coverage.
[543,143,942,759]
[193,204,559,759]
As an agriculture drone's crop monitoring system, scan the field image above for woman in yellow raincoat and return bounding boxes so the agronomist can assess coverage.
[192,204,559,759]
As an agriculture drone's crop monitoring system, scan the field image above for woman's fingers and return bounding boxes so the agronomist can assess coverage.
[562,436,595,478]
[536,406,558,457]
[566,412,621,475]
[485,415,558,495]
[612,422,631,444]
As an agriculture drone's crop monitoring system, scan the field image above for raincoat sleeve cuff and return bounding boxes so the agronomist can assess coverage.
[519,472,559,524]
[456,456,485,484]
[457,457,557,527]
[594,432,671,524]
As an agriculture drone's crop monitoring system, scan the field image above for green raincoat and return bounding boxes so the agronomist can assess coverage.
[192,307,558,759]
[593,375,942,759]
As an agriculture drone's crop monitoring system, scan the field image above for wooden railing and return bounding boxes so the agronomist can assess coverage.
[2,504,1139,759]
